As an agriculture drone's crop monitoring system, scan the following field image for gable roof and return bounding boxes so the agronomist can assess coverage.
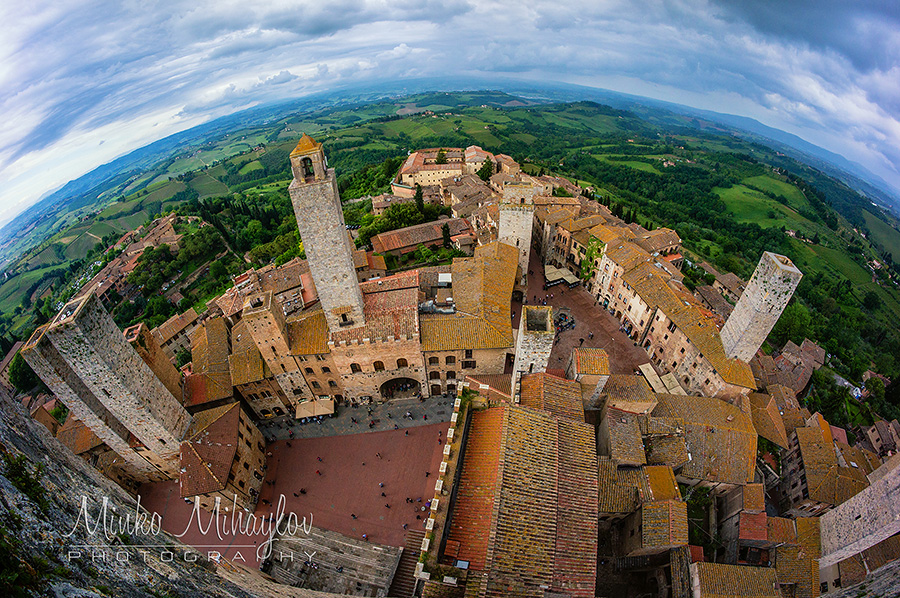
[179,403,241,497]
[748,392,790,448]
[519,373,584,421]
[652,394,757,485]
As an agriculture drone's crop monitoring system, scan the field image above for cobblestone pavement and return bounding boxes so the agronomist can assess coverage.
[513,247,651,375]
[259,396,455,442]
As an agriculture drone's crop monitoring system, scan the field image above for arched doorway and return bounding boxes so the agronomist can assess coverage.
[380,377,421,400]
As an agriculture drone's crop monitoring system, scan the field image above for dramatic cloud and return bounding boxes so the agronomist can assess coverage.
[2,0,900,225]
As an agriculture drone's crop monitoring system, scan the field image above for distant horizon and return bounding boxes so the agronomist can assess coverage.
[2,77,898,237]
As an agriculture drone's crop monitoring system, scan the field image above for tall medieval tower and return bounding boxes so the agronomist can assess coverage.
[498,180,536,288]
[22,292,190,477]
[720,251,802,362]
[288,134,365,332]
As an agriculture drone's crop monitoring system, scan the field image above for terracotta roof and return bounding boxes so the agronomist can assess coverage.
[258,257,308,295]
[519,373,584,421]
[606,408,647,466]
[603,374,657,412]
[572,347,610,376]
[645,434,690,469]
[800,339,826,368]
[290,133,320,156]
[690,562,778,598]
[795,517,821,559]
[187,317,232,406]
[179,403,241,497]
[748,392,790,448]
[642,465,682,502]
[696,285,734,319]
[329,270,420,345]
[449,405,597,597]
[152,308,199,344]
[767,517,797,544]
[835,441,880,474]
[56,414,104,455]
[652,394,757,485]
[446,407,504,570]
[598,459,641,514]
[228,321,268,386]
[795,426,869,506]
[420,242,517,351]
[743,483,766,512]
[288,309,330,355]
[738,511,768,543]
[775,544,819,598]
[716,272,745,296]
[371,218,471,254]
[633,228,681,254]
[465,373,512,399]
[642,500,688,548]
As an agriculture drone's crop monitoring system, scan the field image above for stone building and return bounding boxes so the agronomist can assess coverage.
[21,292,191,482]
[242,291,317,409]
[498,179,537,288]
[124,322,183,402]
[511,305,554,390]
[151,307,199,361]
[179,402,265,513]
[228,320,295,419]
[720,252,802,362]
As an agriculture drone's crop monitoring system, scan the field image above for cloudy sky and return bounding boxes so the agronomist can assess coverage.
[2,0,900,225]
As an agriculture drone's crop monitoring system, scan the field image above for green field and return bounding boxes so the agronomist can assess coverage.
[862,209,900,264]
[188,172,229,198]
[717,184,812,231]
[743,175,809,209]
[0,265,67,313]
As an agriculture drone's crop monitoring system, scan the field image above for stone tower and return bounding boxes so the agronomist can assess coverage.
[21,324,168,480]
[720,252,802,362]
[498,180,536,288]
[41,293,190,466]
[242,291,311,404]
[288,134,365,331]
[512,305,555,383]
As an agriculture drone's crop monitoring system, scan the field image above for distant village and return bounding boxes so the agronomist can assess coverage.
[4,136,900,598]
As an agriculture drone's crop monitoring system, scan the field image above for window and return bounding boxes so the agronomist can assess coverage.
[311,381,320,389]
[430,371,441,380]
[373,361,385,371]
[464,349,473,359]
[328,380,337,388]
[429,356,439,365]
[305,367,314,374]
[446,356,456,365]
[672,361,677,369]
[274,407,284,416]
[462,360,476,369]
[680,347,685,354]
[243,462,249,470]
[321,366,331,373]
[350,363,361,373]
[447,371,456,379]
[397,358,408,368]
[315,355,325,361]
[238,480,245,489]
[667,321,676,333]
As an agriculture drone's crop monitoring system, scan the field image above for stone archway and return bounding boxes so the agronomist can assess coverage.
[379,377,421,400]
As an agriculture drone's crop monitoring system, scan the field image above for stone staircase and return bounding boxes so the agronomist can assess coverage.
[268,525,402,596]
[387,529,426,597]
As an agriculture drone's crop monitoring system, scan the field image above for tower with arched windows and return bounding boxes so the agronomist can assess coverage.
[288,134,366,332]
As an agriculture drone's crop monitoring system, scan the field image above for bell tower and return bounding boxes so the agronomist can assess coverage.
[288,134,365,332]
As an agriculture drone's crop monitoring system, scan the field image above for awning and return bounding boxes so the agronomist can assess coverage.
[295,398,335,418]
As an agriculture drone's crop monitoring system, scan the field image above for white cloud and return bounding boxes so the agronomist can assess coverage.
[2,0,900,225]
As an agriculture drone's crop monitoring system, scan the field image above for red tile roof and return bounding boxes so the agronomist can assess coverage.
[179,403,241,497]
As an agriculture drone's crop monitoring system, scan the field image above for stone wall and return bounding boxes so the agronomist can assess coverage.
[499,205,534,287]
[127,323,183,403]
[819,462,900,567]
[329,336,427,401]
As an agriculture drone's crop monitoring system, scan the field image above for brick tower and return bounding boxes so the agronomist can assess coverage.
[41,293,190,466]
[720,252,802,362]
[288,134,365,332]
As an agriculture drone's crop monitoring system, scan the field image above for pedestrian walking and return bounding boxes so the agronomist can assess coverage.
[351,514,357,519]
[379,482,384,487]
[579,337,585,346]
[300,488,307,494]
[293,492,299,498]
[381,492,386,497]
[316,470,321,475]
[317,456,322,462]
[405,430,409,436]
[385,504,391,509]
